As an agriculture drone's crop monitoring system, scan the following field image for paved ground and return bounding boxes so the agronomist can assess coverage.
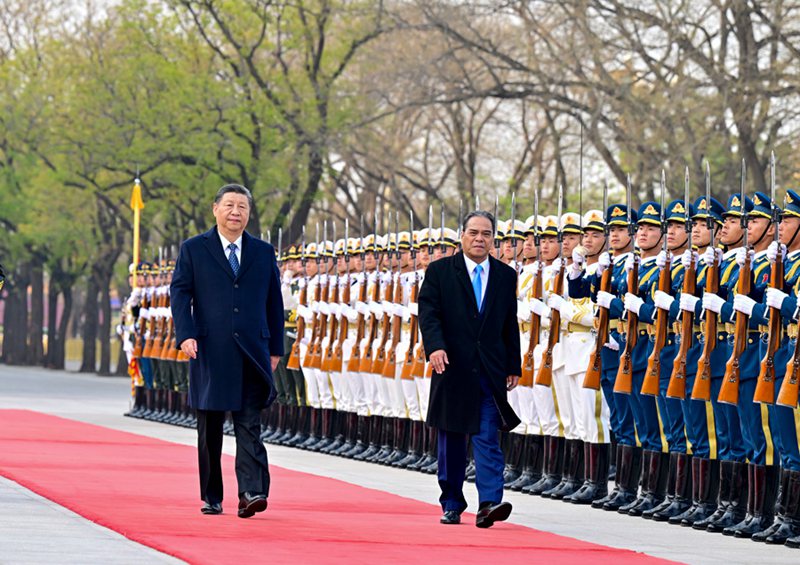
[1,364,798,564]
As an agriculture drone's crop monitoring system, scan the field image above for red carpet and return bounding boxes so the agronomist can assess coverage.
[0,410,676,564]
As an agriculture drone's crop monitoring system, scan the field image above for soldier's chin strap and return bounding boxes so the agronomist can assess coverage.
[640,233,664,253]
[585,233,606,258]
[751,222,771,248]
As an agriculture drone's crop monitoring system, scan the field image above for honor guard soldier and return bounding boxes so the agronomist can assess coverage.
[724,191,779,537]
[566,209,613,504]
[758,189,800,545]
[693,193,753,532]
[671,195,726,527]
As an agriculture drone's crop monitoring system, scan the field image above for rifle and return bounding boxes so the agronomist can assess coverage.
[583,181,610,390]
[287,226,307,370]
[693,163,718,400]
[306,222,328,370]
[614,175,639,394]
[756,152,782,404]
[642,171,671,396]
[360,212,383,373]
[142,250,165,358]
[330,220,350,374]
[667,167,695,398]
[521,187,542,387]
[402,209,422,381]
[778,314,800,407]
[348,218,368,373]
[381,212,405,378]
[536,184,564,387]
[372,219,396,374]
[718,159,750,406]
[321,222,340,372]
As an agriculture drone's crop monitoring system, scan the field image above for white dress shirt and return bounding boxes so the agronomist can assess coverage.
[463,253,490,308]
[218,231,243,265]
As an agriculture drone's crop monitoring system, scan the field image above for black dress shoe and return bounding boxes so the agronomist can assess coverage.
[475,501,512,528]
[201,501,222,515]
[440,510,461,525]
[238,492,267,518]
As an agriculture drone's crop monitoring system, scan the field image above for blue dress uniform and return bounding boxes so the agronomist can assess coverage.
[748,190,800,544]
[720,192,781,539]
[670,196,728,528]
[567,204,639,510]
[646,200,693,522]
[613,202,669,516]
[694,194,753,533]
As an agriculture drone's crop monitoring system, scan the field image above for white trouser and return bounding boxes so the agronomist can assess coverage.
[515,385,540,435]
[416,373,431,422]
[299,342,321,408]
[508,387,526,435]
[533,343,562,437]
[566,368,611,443]
[395,341,421,420]
[551,364,577,439]
[315,336,335,409]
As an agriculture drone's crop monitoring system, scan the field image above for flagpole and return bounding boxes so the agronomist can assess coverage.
[130,175,145,290]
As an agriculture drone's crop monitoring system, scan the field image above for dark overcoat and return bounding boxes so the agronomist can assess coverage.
[171,227,285,411]
[418,252,521,434]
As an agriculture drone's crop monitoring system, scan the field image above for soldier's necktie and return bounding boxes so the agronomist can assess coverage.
[228,243,240,276]
[472,264,483,309]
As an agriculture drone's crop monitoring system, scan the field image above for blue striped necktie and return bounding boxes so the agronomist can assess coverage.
[228,243,240,276]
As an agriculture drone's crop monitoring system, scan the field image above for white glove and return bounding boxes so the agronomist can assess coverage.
[733,294,756,316]
[531,260,542,276]
[344,306,359,323]
[319,302,331,316]
[547,294,565,313]
[568,261,584,280]
[679,294,700,313]
[656,250,672,269]
[702,247,721,266]
[355,301,369,315]
[624,292,644,315]
[369,301,384,319]
[517,300,532,323]
[596,290,615,309]
[529,298,551,318]
[380,271,393,285]
[603,335,620,351]
[767,241,787,264]
[654,290,675,311]
[569,248,586,279]
[398,305,411,323]
[702,292,725,314]
[735,247,754,270]
[408,302,419,317]
[624,253,638,273]
[681,249,699,269]
[597,252,611,275]
[766,287,789,310]
[282,270,293,284]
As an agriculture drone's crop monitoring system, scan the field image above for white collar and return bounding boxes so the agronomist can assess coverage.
[218,230,243,251]
[463,253,489,275]
[613,251,631,265]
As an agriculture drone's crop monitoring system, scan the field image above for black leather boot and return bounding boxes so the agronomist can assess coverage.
[382,418,409,465]
[548,439,584,500]
[126,386,146,418]
[705,461,748,532]
[503,434,525,488]
[368,417,394,463]
[412,426,438,471]
[527,436,564,496]
[264,404,286,442]
[726,464,779,538]
[343,415,369,459]
[593,442,625,508]
[675,457,719,526]
[322,410,347,454]
[652,452,693,521]
[394,420,424,468]
[287,406,311,447]
[310,408,334,452]
[570,442,610,505]
[333,413,358,456]
[355,416,382,461]
[603,444,642,511]
[756,468,800,544]
[509,435,543,491]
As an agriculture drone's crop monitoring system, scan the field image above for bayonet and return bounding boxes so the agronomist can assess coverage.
[475,194,480,210]
[771,151,779,243]
[627,174,635,239]
[427,204,434,253]
[705,161,714,232]
[579,122,584,222]
[557,183,564,259]
[277,227,283,264]
[511,192,518,271]
[741,158,748,249]
[458,199,464,239]
[494,195,500,251]
[603,180,609,237]
[440,204,446,254]
[685,166,692,248]
[534,185,541,248]
[661,169,668,252]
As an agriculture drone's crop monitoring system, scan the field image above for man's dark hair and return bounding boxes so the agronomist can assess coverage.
[214,183,254,209]
[462,210,495,233]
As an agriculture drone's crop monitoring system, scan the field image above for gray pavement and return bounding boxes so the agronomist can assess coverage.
[1,364,798,564]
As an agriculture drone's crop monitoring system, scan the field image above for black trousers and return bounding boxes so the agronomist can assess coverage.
[196,363,271,504]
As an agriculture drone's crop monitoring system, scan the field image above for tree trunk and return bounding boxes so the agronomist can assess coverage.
[79,276,99,373]
[28,260,45,365]
[1,264,30,365]
[45,279,59,368]
[97,274,112,376]
[55,286,72,370]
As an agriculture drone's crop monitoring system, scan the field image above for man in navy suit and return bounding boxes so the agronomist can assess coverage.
[419,210,521,528]
[171,184,285,518]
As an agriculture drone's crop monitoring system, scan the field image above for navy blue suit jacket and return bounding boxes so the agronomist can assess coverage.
[171,227,284,411]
